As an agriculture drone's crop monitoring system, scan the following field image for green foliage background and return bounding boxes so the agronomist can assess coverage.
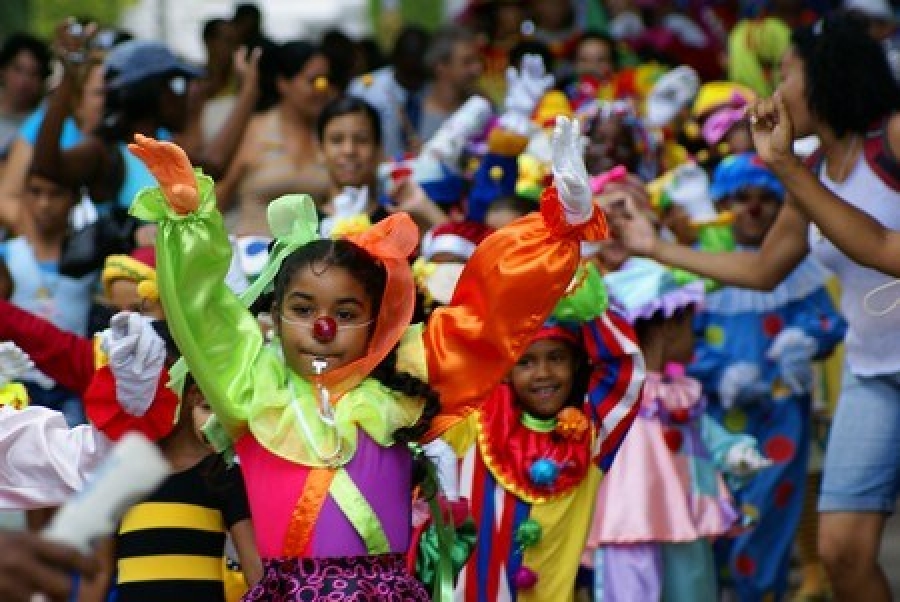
[0,0,138,41]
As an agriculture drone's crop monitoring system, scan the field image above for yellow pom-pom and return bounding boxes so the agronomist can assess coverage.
[361,73,374,87]
[0,383,29,410]
[487,127,529,157]
[696,149,710,163]
[331,215,372,238]
[467,157,481,173]
[716,142,731,156]
[489,166,504,181]
[314,76,329,91]
[683,120,701,140]
[136,279,159,302]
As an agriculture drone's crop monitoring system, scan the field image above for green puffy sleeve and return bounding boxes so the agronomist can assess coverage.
[131,171,280,438]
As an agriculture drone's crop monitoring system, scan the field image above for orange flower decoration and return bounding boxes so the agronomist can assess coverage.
[555,407,590,441]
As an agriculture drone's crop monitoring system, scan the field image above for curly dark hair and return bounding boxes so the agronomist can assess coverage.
[273,239,442,446]
[792,13,900,137]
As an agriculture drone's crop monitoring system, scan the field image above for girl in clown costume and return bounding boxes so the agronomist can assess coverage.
[444,260,645,602]
[687,154,846,601]
[125,114,609,600]
[586,257,773,602]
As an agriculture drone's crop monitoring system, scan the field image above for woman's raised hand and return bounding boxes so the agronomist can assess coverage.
[128,134,199,215]
[748,93,797,170]
[601,191,659,258]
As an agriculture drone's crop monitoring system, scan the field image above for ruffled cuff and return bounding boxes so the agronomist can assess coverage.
[539,185,609,242]
[129,169,217,223]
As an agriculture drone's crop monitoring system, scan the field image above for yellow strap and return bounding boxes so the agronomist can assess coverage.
[329,468,391,554]
[120,502,225,534]
[118,554,224,582]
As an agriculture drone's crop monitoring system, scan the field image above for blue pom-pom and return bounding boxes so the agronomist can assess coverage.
[529,458,560,488]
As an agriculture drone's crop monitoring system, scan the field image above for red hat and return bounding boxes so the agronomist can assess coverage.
[421,221,493,261]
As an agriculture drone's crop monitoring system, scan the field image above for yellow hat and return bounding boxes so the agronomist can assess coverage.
[102,249,158,302]
[533,90,573,129]
[692,82,756,120]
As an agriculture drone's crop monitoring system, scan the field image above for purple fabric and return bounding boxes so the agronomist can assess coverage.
[622,280,705,324]
[242,554,429,601]
[313,432,413,556]
[599,544,663,602]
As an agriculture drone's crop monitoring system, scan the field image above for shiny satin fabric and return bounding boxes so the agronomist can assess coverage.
[423,188,611,439]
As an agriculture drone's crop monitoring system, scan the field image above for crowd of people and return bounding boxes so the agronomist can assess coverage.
[0,0,899,601]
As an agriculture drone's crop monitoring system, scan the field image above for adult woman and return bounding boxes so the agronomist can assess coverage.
[216,41,334,237]
[611,14,900,602]
[0,51,105,236]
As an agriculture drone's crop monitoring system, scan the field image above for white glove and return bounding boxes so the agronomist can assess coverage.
[423,438,459,502]
[551,116,593,225]
[499,54,555,136]
[666,163,717,223]
[421,95,492,167]
[766,327,818,395]
[0,342,34,387]
[725,442,773,477]
[320,186,369,237]
[718,362,770,410]
[104,312,166,417]
[69,194,98,231]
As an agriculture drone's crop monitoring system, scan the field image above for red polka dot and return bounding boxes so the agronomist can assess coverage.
[663,428,683,452]
[762,315,783,338]
[734,554,757,576]
[774,481,795,508]
[764,435,796,463]
[669,408,691,424]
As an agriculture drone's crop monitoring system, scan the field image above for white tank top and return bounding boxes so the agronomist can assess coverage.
[810,156,900,376]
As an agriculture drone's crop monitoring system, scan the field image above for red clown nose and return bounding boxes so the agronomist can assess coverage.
[313,316,337,343]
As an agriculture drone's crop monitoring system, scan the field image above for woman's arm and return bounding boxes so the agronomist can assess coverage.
[31,62,105,191]
[213,127,252,212]
[197,47,261,180]
[611,195,810,290]
[749,94,900,277]
[0,138,32,234]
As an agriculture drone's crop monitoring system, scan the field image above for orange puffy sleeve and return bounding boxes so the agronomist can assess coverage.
[422,186,608,439]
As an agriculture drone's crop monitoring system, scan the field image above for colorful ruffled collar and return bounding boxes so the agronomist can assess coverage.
[474,385,594,504]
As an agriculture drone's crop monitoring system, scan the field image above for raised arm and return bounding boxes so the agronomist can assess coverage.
[423,117,609,436]
[0,298,96,394]
[609,193,810,291]
[128,135,273,437]
[32,25,107,192]
[750,94,900,277]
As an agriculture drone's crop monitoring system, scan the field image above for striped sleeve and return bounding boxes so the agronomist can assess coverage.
[582,309,645,472]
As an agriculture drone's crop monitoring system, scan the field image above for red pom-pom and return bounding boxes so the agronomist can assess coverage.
[663,427,683,452]
[669,408,691,424]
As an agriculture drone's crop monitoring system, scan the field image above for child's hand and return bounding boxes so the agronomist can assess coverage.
[0,342,34,388]
[104,313,166,417]
[602,192,659,257]
[500,54,554,136]
[725,443,774,477]
[766,328,817,395]
[128,134,199,215]
[552,116,593,225]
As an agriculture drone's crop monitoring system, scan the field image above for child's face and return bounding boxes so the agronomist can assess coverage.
[274,263,375,379]
[321,112,380,188]
[106,279,165,320]
[189,388,214,448]
[665,308,695,365]
[574,38,615,81]
[25,174,76,237]
[717,186,781,246]
[509,338,578,420]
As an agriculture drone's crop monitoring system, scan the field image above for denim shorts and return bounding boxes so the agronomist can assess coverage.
[819,364,900,513]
